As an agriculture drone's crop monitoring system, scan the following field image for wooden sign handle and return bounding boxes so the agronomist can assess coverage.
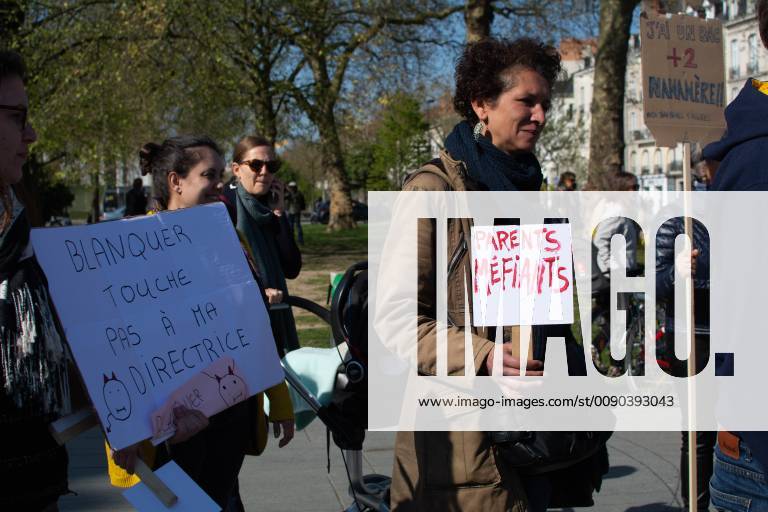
[509,325,534,371]
[49,409,99,445]
[135,458,178,508]
[683,142,698,512]
[49,410,179,508]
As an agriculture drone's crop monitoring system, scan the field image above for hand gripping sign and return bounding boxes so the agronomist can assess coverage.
[31,203,284,450]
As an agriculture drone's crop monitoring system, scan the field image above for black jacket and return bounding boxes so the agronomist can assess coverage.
[655,216,710,335]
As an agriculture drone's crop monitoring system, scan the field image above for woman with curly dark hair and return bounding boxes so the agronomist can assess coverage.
[391,38,607,512]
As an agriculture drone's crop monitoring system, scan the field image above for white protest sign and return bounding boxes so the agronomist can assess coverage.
[471,224,573,326]
[31,203,284,450]
[123,461,219,512]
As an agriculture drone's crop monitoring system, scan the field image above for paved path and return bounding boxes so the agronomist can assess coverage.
[61,426,697,511]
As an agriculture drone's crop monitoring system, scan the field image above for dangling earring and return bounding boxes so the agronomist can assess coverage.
[473,120,486,141]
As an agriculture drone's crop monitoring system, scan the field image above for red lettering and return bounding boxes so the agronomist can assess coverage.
[474,258,488,293]
[509,229,519,250]
[497,230,509,251]
[543,256,557,288]
[522,229,536,250]
[558,266,570,293]
[490,257,500,290]
[520,258,532,294]
[474,230,486,251]
[512,254,520,288]
[501,256,514,290]
[544,229,561,252]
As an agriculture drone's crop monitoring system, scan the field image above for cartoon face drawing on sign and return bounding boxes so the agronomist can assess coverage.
[206,364,247,407]
[102,372,132,433]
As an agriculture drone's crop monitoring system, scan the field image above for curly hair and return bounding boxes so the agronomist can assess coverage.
[139,135,222,210]
[453,37,562,124]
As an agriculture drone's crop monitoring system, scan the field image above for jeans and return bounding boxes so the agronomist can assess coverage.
[710,442,768,511]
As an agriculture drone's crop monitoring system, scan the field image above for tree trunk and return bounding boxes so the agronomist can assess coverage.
[586,0,639,190]
[254,98,278,145]
[316,108,355,231]
[90,171,100,223]
[465,0,493,42]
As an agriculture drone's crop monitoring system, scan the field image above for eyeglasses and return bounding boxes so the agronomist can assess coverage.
[239,158,281,174]
[0,104,28,131]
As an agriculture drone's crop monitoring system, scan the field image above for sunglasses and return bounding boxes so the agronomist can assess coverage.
[239,158,281,174]
[0,104,28,131]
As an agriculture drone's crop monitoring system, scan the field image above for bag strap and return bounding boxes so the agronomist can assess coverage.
[402,156,468,192]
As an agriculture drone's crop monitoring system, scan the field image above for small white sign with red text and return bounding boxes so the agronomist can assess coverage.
[471,224,573,326]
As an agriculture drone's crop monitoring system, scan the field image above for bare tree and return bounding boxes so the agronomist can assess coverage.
[273,2,462,230]
[586,0,640,189]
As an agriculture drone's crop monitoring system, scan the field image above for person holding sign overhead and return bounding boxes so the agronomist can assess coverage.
[0,49,79,512]
[222,135,302,356]
[108,136,295,508]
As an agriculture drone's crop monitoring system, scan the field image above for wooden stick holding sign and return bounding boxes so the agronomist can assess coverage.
[683,142,698,512]
[49,409,179,508]
[134,459,179,508]
[49,408,100,445]
[640,6,725,511]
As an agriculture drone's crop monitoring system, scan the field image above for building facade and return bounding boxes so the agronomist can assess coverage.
[550,1,767,191]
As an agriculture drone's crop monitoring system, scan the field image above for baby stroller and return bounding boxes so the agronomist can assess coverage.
[281,262,390,512]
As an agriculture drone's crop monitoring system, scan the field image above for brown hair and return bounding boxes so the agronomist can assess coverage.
[139,135,222,210]
[453,37,562,124]
[232,134,273,163]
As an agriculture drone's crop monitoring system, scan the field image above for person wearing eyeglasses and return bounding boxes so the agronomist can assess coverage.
[224,135,302,356]
[0,50,74,511]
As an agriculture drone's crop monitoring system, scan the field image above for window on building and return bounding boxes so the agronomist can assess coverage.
[630,111,637,132]
[729,0,739,18]
[731,39,740,78]
[641,150,650,175]
[654,149,663,174]
[749,34,759,74]
[631,151,638,174]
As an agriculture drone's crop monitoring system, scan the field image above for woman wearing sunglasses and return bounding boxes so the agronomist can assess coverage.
[227,135,302,356]
[109,135,295,510]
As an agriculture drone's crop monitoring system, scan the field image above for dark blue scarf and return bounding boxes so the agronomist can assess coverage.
[444,121,543,192]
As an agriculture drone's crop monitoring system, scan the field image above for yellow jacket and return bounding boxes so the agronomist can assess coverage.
[106,227,295,487]
[754,78,768,96]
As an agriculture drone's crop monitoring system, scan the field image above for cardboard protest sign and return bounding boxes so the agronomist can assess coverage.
[123,461,219,511]
[31,203,284,450]
[640,11,726,147]
[470,224,573,326]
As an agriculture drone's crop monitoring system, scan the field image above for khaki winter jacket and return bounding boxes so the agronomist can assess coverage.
[389,150,528,512]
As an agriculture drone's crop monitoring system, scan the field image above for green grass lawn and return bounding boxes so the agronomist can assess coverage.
[290,223,367,348]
